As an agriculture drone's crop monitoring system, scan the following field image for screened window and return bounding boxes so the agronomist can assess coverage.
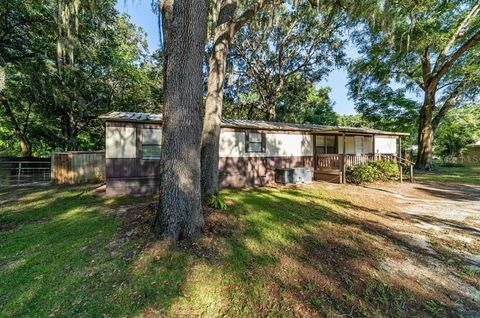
[143,145,161,160]
[246,132,265,153]
[315,135,337,154]
[142,128,162,160]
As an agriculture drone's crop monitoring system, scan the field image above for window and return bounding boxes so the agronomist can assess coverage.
[142,128,162,160]
[246,131,265,153]
[142,145,161,160]
[315,135,337,154]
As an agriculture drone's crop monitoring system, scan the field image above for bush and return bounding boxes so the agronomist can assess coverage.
[346,160,399,184]
[346,164,378,184]
[210,194,228,210]
[367,160,399,181]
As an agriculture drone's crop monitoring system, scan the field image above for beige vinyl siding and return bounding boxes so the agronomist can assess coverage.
[105,126,136,159]
[219,129,313,158]
[374,136,397,154]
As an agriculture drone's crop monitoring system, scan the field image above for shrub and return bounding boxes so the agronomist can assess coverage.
[367,160,399,181]
[346,160,399,184]
[346,164,379,184]
[210,194,228,210]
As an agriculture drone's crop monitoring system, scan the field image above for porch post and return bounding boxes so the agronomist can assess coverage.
[342,132,346,184]
[399,136,403,183]
[372,134,376,159]
[399,136,402,160]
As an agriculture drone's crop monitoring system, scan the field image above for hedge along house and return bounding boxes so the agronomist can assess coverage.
[99,111,409,196]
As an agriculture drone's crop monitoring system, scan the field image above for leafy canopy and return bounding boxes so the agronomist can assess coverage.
[0,0,162,156]
[349,0,480,132]
[225,1,345,121]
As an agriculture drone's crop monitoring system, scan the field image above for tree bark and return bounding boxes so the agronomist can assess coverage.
[415,91,435,170]
[153,0,208,241]
[200,0,268,197]
[265,103,276,121]
[200,0,237,198]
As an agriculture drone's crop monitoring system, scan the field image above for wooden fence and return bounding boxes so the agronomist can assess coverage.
[51,151,105,184]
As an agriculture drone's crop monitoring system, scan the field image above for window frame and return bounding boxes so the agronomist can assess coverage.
[315,135,337,155]
[142,144,162,160]
[141,128,162,160]
[245,130,266,153]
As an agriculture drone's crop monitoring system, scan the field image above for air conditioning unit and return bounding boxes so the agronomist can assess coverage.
[275,167,313,184]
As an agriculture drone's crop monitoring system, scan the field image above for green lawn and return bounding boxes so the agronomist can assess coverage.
[0,183,475,317]
[415,166,480,185]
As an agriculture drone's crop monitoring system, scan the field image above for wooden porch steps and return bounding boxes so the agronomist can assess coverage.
[314,169,342,184]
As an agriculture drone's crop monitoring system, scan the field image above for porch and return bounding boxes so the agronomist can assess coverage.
[311,133,413,183]
[313,154,394,183]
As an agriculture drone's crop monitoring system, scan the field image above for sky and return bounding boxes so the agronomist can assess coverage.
[115,1,358,115]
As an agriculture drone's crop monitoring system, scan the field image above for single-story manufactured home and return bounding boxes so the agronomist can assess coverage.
[99,111,409,196]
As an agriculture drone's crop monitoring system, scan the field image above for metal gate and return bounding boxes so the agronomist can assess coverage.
[0,160,51,186]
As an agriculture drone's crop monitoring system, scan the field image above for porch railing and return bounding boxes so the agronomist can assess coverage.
[315,154,342,169]
[344,154,374,167]
[315,153,399,170]
[314,153,414,183]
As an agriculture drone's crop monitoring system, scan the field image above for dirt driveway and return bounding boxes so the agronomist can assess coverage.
[324,180,480,316]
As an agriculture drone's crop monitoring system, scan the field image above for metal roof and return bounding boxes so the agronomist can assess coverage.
[99,111,163,123]
[99,111,409,136]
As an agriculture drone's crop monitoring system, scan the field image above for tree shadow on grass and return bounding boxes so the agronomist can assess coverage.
[1,185,479,317]
[0,186,188,317]
[200,188,480,317]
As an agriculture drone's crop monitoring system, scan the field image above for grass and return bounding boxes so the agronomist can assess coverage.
[0,183,476,317]
[415,166,480,185]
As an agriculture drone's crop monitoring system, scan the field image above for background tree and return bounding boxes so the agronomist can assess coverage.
[227,3,344,121]
[0,0,161,157]
[352,86,420,145]
[153,0,208,241]
[348,0,480,169]
[224,76,338,125]
[435,104,480,161]
[200,0,354,197]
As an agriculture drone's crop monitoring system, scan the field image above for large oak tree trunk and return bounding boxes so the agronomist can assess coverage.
[153,0,208,241]
[415,93,435,170]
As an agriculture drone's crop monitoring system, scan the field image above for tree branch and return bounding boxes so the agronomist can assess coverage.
[230,0,271,36]
[420,47,431,87]
[432,79,467,130]
[431,29,480,89]
[405,70,424,90]
[434,1,480,72]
